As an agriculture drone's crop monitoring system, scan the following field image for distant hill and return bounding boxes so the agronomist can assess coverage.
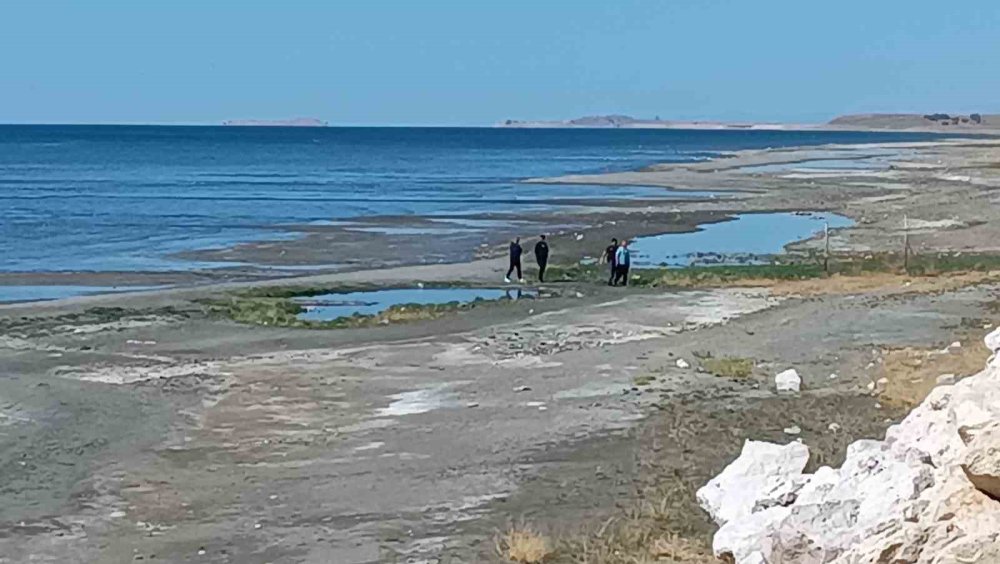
[497,115,799,130]
[828,113,1000,130]
[498,113,1000,132]
[222,118,328,127]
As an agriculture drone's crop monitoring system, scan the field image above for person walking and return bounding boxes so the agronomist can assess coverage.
[534,234,549,283]
[505,237,524,283]
[603,238,619,285]
[614,239,631,286]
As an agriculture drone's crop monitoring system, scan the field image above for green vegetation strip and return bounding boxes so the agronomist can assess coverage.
[202,284,512,329]
[547,252,1000,288]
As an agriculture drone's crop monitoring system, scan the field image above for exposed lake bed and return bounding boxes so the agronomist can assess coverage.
[4,134,1000,562]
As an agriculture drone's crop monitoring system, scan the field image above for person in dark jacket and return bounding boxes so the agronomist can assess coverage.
[534,234,549,282]
[505,237,524,283]
[603,238,619,285]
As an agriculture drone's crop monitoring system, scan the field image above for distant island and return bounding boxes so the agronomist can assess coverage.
[827,113,997,130]
[222,118,328,127]
[497,113,1000,132]
[496,115,798,130]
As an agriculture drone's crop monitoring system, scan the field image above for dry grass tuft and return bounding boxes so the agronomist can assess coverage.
[555,475,719,563]
[701,357,754,379]
[876,336,990,409]
[633,374,657,386]
[498,527,554,563]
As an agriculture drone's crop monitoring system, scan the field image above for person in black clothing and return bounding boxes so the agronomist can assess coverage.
[534,234,549,282]
[505,237,524,283]
[603,237,618,285]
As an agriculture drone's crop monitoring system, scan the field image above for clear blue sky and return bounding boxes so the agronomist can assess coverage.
[2,0,998,125]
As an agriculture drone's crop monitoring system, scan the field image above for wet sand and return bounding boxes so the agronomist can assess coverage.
[3,136,1000,562]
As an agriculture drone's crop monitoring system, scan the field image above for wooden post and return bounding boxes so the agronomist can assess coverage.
[824,222,830,274]
[903,214,909,274]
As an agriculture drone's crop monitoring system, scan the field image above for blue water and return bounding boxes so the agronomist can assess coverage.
[630,212,853,267]
[296,287,537,321]
[0,126,943,273]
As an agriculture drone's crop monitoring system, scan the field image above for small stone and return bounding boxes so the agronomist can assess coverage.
[783,425,802,435]
[466,402,479,408]
[949,341,962,349]
[676,358,691,369]
[828,422,842,432]
[829,373,838,379]
[775,369,801,393]
[513,386,531,392]
[937,373,956,385]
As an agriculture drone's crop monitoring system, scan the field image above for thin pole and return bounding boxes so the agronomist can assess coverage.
[824,222,830,273]
[903,214,909,274]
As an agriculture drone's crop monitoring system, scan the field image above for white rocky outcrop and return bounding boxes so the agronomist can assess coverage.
[697,327,1000,564]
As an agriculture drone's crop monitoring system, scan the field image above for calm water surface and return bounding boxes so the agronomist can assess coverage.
[0,126,943,274]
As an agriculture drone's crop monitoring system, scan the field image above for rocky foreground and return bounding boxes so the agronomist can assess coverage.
[697,329,1000,563]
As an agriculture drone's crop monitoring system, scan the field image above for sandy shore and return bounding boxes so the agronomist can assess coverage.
[2,136,1000,562]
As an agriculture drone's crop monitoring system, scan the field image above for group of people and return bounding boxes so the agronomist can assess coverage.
[505,235,548,283]
[503,234,632,287]
[602,237,631,286]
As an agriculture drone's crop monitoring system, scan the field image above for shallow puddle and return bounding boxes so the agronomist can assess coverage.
[296,286,538,321]
[377,384,460,417]
[630,212,852,267]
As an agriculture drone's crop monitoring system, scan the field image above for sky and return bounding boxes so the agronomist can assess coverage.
[1,0,999,125]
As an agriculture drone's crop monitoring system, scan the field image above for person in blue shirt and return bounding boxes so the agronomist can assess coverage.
[613,240,631,286]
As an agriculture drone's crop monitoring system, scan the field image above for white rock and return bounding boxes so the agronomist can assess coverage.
[675,358,691,369]
[699,339,1000,564]
[774,369,801,393]
[828,422,842,432]
[949,341,962,349]
[986,326,1000,354]
[961,422,1000,499]
[783,425,801,435]
[829,373,838,379]
[695,440,809,527]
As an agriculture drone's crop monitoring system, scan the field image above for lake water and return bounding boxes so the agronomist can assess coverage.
[296,287,538,321]
[630,212,853,267]
[1,126,942,274]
